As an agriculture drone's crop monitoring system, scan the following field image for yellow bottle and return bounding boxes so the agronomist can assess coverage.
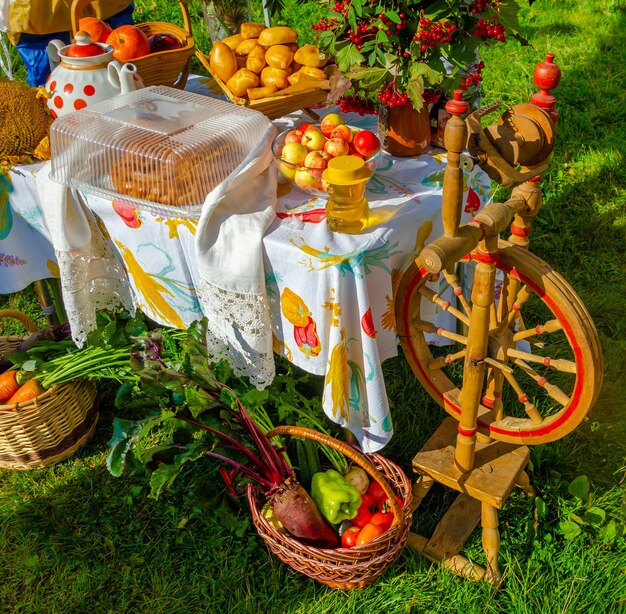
[322,156,372,234]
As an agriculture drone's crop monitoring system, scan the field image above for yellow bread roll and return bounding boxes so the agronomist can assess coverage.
[298,65,326,80]
[221,33,243,51]
[227,68,260,97]
[258,26,298,47]
[246,44,266,73]
[209,42,237,83]
[235,38,259,56]
[247,84,277,100]
[260,65,289,90]
[293,44,327,68]
[240,22,265,39]
[264,45,294,70]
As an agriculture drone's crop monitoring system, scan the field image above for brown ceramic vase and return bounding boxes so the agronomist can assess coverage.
[378,102,430,157]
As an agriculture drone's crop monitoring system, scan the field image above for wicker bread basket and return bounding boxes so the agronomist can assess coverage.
[248,426,413,590]
[0,310,98,470]
[71,0,195,89]
[195,53,330,120]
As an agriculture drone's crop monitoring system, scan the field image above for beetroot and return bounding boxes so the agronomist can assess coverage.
[270,479,339,547]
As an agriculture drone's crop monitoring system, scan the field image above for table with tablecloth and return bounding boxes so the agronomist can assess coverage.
[1,79,491,451]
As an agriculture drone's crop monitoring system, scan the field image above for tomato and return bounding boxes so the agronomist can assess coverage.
[356,522,384,546]
[370,510,393,532]
[366,481,386,505]
[341,526,361,548]
[352,493,375,527]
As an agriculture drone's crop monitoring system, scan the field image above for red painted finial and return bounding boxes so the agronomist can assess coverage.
[446,89,469,115]
[530,53,561,123]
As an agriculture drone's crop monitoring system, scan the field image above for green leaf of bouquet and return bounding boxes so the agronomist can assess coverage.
[352,0,362,17]
[348,7,357,36]
[559,520,582,540]
[582,506,606,526]
[568,475,590,501]
[424,0,453,20]
[345,64,388,92]
[385,10,400,24]
[335,41,365,72]
[498,0,523,35]
[375,28,389,44]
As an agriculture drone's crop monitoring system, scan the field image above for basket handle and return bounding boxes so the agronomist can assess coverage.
[266,425,404,528]
[0,310,39,333]
[71,0,96,35]
[71,1,193,38]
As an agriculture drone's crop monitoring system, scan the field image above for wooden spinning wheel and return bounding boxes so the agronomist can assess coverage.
[396,241,603,445]
[394,55,603,585]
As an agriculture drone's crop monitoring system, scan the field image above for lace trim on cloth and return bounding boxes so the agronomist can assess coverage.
[57,215,134,346]
[197,279,275,390]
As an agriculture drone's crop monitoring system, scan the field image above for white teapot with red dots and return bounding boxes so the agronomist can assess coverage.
[45,31,143,119]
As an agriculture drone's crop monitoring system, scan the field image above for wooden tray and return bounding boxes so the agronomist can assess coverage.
[195,50,330,120]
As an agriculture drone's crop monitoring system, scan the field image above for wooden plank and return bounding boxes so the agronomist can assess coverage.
[413,418,530,508]
[423,493,481,559]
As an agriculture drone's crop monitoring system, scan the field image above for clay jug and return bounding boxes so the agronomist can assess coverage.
[378,103,430,157]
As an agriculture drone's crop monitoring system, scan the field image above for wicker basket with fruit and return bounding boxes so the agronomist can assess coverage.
[71,0,195,89]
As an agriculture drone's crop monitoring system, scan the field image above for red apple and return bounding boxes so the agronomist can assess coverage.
[301,127,327,152]
[280,142,308,165]
[330,124,352,143]
[299,123,315,133]
[352,129,380,159]
[324,137,350,157]
[320,112,345,137]
[148,32,182,53]
[284,129,304,144]
[304,150,330,169]
[106,25,150,61]
[294,168,322,190]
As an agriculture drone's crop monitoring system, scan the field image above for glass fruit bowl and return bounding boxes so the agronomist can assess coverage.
[271,123,381,199]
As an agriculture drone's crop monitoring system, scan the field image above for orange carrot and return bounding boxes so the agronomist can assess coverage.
[0,371,20,403]
[6,379,44,405]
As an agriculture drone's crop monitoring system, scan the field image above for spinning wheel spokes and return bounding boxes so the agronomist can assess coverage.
[396,241,602,445]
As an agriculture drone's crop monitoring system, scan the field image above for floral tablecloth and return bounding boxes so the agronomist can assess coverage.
[1,79,491,451]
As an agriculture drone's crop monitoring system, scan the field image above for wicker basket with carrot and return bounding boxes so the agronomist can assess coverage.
[0,310,97,470]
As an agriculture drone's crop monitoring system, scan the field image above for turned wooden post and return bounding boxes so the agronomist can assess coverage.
[442,90,470,238]
[482,502,502,585]
[530,53,561,124]
[455,233,498,473]
[510,178,541,250]
[511,54,561,248]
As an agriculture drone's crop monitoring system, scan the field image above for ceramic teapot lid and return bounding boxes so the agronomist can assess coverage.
[65,31,107,58]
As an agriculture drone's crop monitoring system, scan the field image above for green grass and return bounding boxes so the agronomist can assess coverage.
[1,0,625,612]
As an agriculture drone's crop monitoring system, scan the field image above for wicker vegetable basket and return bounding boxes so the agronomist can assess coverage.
[248,426,413,590]
[196,54,330,120]
[0,310,98,471]
[71,0,195,89]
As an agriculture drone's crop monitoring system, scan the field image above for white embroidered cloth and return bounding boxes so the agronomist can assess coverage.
[195,121,278,388]
[35,162,134,345]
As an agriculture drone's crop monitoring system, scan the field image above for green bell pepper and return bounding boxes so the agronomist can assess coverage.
[310,469,362,524]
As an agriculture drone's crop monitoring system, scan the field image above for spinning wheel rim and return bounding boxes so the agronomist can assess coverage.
[397,242,601,444]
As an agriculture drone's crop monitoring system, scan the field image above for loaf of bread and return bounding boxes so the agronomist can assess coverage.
[110,137,240,207]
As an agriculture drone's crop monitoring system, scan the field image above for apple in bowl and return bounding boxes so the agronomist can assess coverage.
[272,120,381,198]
